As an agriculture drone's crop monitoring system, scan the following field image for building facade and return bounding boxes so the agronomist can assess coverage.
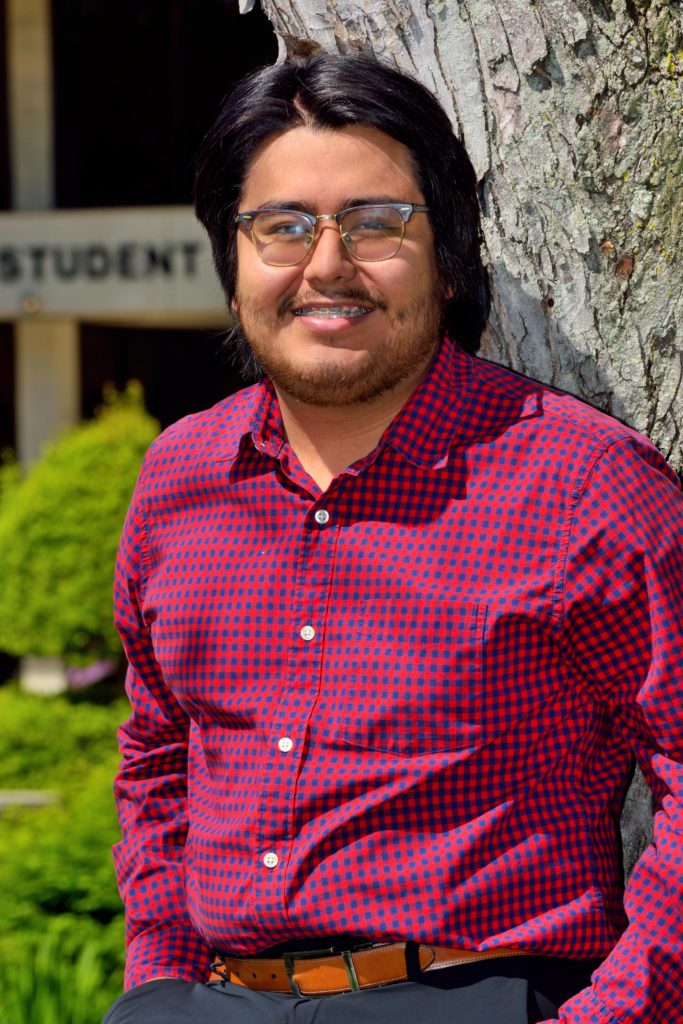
[0,0,277,462]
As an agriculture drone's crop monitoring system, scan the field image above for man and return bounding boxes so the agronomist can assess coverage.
[104,53,683,1024]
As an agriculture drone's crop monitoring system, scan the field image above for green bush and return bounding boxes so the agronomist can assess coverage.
[0,687,128,1019]
[0,450,20,512]
[0,935,122,1024]
[0,760,123,940]
[0,383,158,665]
[0,684,127,788]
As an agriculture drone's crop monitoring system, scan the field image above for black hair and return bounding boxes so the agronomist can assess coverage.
[194,52,489,355]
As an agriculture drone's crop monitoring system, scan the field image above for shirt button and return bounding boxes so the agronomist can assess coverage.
[300,625,315,641]
[314,509,330,525]
[278,737,294,752]
[263,852,279,869]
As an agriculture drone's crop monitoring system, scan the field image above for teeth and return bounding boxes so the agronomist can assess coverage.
[294,307,371,318]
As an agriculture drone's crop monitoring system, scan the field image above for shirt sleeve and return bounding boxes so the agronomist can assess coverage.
[112,472,212,990]
[544,436,683,1024]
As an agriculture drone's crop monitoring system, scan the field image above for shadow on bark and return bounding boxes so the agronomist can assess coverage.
[482,264,655,880]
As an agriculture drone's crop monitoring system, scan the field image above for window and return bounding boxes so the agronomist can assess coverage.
[52,0,277,208]
[80,324,245,429]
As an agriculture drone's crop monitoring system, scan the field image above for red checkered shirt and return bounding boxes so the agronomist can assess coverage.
[113,338,683,1023]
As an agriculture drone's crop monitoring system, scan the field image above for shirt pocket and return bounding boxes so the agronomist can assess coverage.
[339,596,487,757]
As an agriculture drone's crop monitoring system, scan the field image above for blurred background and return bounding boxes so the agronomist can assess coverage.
[0,2,277,1019]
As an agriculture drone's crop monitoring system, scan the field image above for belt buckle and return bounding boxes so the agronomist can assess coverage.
[283,943,371,997]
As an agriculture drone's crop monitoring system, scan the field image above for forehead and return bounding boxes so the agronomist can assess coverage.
[239,124,423,207]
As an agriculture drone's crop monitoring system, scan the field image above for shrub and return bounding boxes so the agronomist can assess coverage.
[0,383,158,665]
[0,759,123,940]
[0,685,127,787]
[0,688,128,1015]
[0,935,122,1024]
[0,450,20,512]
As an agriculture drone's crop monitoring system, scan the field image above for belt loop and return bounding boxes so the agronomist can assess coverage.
[283,953,303,996]
[404,940,422,981]
[342,949,361,991]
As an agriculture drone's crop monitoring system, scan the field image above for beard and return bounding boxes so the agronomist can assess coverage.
[229,283,446,408]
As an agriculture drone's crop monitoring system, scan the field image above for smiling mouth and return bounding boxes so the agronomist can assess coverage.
[293,306,373,319]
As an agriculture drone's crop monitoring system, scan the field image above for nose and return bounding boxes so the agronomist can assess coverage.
[302,219,356,283]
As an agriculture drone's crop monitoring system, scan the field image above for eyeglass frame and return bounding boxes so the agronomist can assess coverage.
[234,202,431,266]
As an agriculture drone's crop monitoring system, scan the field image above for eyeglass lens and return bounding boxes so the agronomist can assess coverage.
[251,206,406,266]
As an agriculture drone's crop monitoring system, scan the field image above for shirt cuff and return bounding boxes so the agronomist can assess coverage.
[124,925,214,990]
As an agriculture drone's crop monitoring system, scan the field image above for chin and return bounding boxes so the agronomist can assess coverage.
[292,324,374,352]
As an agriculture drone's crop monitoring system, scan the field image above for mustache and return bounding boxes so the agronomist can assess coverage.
[278,289,388,317]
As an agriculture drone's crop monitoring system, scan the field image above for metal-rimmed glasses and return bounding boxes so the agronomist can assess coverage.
[234,203,430,267]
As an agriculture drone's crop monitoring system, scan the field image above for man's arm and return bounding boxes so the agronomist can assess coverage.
[113,478,212,990]
[547,436,683,1024]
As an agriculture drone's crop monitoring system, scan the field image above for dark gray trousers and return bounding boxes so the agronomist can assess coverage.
[102,957,597,1024]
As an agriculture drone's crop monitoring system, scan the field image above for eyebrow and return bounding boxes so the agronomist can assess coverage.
[252,196,408,213]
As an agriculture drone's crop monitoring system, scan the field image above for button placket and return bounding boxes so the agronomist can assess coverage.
[254,492,338,914]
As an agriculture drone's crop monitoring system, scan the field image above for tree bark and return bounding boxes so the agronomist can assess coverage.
[257,0,683,872]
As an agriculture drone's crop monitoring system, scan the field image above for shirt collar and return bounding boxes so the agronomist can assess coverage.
[248,381,287,460]
[356,339,544,465]
[213,337,498,468]
[379,337,473,468]
[210,379,282,464]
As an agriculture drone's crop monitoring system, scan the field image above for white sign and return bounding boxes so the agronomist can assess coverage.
[0,207,226,319]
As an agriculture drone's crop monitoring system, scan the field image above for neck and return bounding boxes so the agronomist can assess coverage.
[274,359,434,492]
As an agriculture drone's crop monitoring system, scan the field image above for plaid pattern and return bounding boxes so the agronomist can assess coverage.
[113,339,683,1023]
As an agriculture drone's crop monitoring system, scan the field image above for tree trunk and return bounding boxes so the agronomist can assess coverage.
[257,0,683,872]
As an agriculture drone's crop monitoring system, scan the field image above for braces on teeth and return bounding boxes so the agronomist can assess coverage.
[294,307,371,317]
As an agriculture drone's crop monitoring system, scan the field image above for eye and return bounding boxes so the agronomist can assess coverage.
[343,207,403,236]
[255,213,311,239]
[352,215,390,233]
[274,220,308,237]
[355,216,386,231]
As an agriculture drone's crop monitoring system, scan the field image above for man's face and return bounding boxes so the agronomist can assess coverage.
[232,123,448,407]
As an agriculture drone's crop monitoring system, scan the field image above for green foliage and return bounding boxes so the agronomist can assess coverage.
[0,688,128,1020]
[0,935,122,1024]
[0,685,127,788]
[0,383,158,664]
[0,449,20,513]
[0,760,123,937]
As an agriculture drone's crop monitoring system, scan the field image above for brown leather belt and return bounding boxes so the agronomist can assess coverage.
[209,942,530,996]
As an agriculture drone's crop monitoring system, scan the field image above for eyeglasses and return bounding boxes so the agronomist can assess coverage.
[234,203,430,267]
